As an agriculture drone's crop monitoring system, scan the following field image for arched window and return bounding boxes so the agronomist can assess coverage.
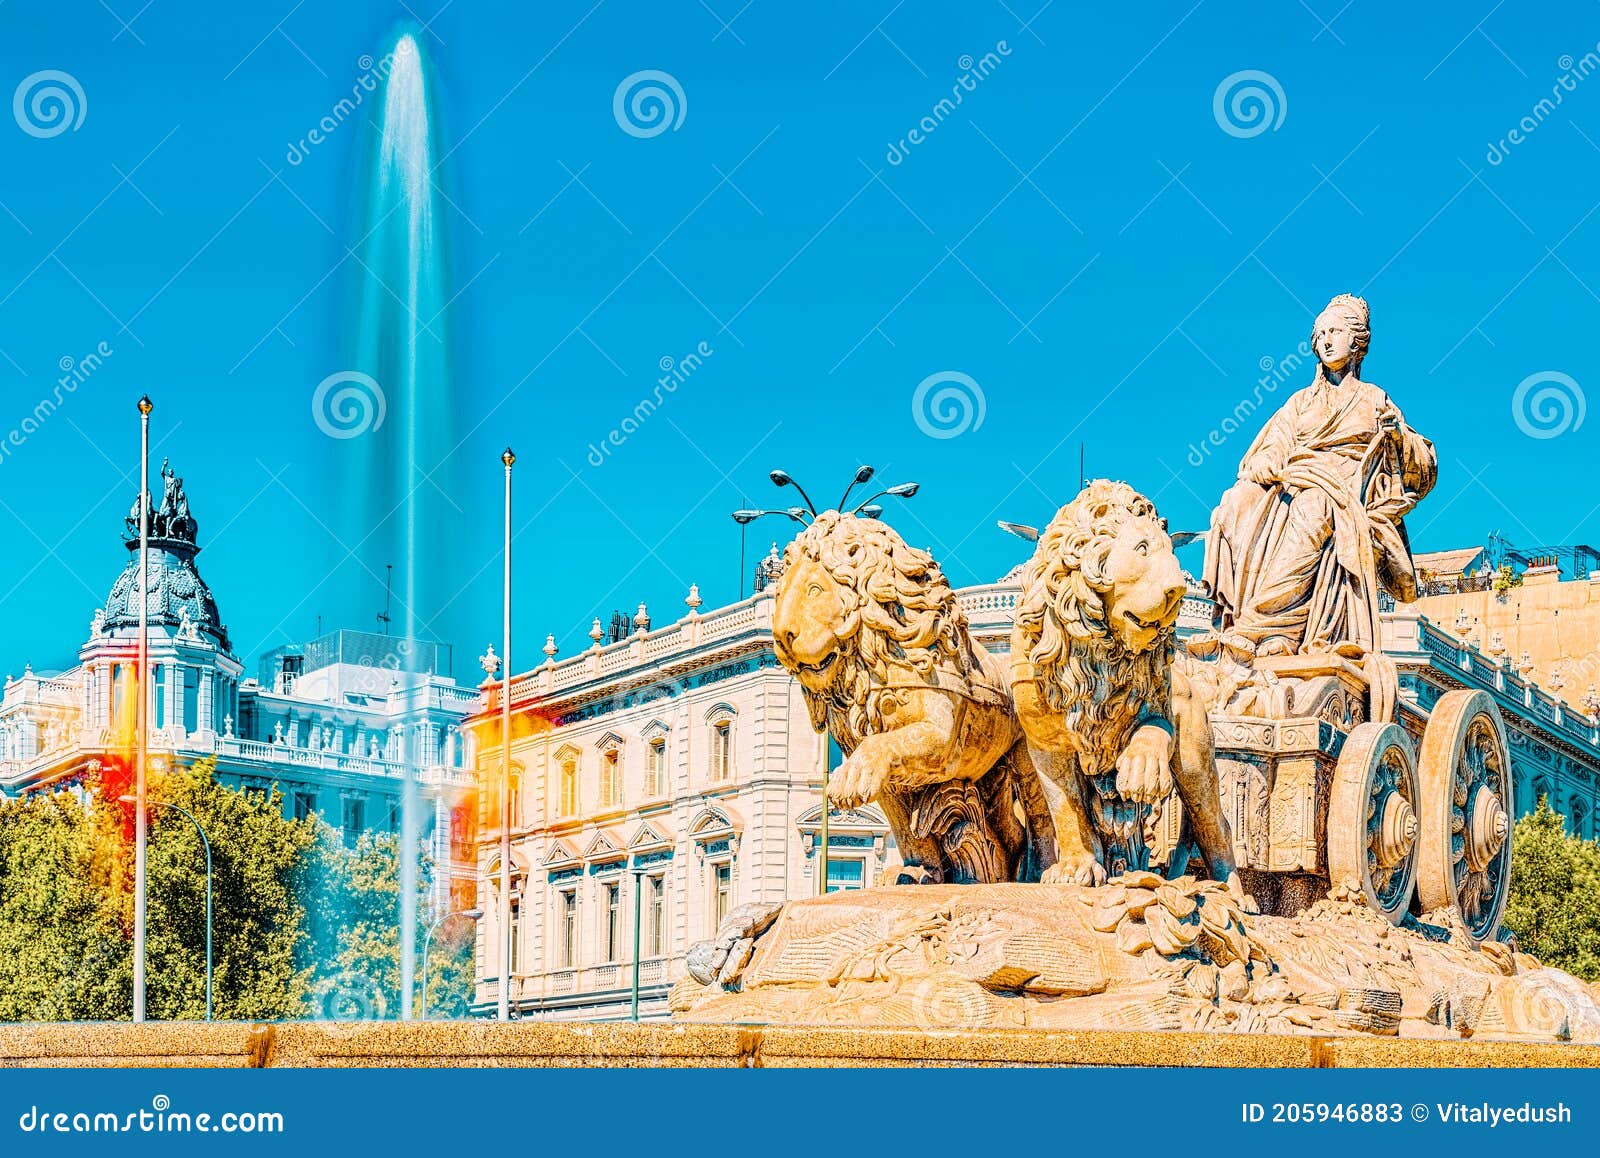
[1573,798,1591,839]
[705,706,735,783]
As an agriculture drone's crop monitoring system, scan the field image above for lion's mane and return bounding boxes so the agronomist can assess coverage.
[777,511,981,751]
[1014,480,1173,778]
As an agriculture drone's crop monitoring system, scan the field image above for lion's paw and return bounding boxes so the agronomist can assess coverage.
[1042,858,1107,887]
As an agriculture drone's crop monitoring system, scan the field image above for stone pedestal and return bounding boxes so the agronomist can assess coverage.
[672,881,1600,1043]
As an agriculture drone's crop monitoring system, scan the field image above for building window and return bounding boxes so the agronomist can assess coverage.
[645,737,666,797]
[709,721,732,782]
[559,890,579,968]
[341,797,365,846]
[153,665,165,729]
[559,757,578,817]
[507,771,521,828]
[647,875,665,956]
[293,790,316,822]
[605,882,622,962]
[826,856,866,893]
[509,901,522,975]
[600,749,620,809]
[712,861,732,927]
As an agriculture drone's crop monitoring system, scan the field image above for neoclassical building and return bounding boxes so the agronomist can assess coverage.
[0,462,480,908]
[474,554,1600,1020]
[468,588,885,1022]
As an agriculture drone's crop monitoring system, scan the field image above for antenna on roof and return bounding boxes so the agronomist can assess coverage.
[377,563,393,635]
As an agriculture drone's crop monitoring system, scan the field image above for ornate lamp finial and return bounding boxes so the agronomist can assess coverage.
[502,447,516,468]
[137,395,153,416]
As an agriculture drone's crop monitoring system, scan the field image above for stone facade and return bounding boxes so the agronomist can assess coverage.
[468,591,896,1021]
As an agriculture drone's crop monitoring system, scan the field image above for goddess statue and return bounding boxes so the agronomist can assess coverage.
[1202,294,1436,660]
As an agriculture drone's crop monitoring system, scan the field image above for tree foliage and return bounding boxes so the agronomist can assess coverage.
[1504,796,1600,981]
[0,759,475,1021]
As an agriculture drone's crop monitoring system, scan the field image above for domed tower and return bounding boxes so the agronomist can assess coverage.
[80,460,243,744]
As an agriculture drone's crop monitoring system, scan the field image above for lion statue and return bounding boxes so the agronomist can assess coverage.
[1011,480,1239,893]
[772,510,1047,884]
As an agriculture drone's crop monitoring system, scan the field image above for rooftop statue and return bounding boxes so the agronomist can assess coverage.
[1202,294,1436,664]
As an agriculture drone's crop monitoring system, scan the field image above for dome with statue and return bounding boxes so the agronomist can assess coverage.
[95,458,229,650]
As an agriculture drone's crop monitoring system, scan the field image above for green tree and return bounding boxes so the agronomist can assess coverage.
[1504,796,1600,980]
[0,760,468,1022]
[143,760,317,1019]
[0,789,128,1021]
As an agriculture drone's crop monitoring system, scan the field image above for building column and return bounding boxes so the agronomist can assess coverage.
[196,669,215,739]
[164,663,179,736]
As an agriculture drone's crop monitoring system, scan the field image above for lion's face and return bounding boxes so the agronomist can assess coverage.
[772,552,854,693]
[1100,513,1187,654]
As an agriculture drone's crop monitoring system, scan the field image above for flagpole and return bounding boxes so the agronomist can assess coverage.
[498,447,514,1022]
[134,394,152,1023]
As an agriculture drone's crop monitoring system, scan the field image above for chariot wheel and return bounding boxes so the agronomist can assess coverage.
[1416,690,1514,944]
[1328,722,1420,923]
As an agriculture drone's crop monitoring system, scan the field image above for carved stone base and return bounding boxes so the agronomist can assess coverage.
[672,880,1600,1042]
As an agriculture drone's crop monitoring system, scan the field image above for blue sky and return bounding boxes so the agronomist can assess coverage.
[1,0,1598,678]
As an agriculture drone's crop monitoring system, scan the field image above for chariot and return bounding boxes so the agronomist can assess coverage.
[1200,653,1514,943]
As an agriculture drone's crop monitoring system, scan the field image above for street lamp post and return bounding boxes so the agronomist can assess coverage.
[420,908,482,1020]
[122,795,212,1020]
[630,868,644,1022]
[134,394,152,1024]
[498,447,514,1023]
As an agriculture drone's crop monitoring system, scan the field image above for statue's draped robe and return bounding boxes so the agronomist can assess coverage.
[1203,376,1436,655]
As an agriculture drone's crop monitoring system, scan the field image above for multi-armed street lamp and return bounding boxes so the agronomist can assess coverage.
[729,465,920,894]
[420,908,483,1019]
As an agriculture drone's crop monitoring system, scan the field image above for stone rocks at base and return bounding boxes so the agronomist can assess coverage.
[673,878,1600,1044]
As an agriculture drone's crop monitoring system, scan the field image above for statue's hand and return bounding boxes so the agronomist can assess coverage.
[1115,724,1174,804]
[1243,452,1283,486]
